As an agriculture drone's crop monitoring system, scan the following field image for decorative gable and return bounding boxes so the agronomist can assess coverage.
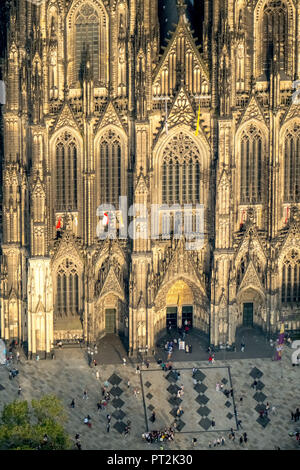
[238,260,264,294]
[51,102,81,135]
[238,95,267,128]
[152,15,209,97]
[100,266,124,300]
[95,101,126,134]
[281,102,300,125]
[168,86,195,128]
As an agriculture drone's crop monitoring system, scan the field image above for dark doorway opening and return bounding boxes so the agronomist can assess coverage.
[243,303,253,327]
[105,309,116,333]
[182,305,193,328]
[166,306,178,328]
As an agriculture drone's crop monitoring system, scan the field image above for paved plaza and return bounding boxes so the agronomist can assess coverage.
[0,344,299,451]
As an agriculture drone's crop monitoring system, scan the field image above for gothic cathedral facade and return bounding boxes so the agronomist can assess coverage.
[1,0,300,358]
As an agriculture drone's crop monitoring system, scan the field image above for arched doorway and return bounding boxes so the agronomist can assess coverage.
[166,280,194,329]
[236,287,266,335]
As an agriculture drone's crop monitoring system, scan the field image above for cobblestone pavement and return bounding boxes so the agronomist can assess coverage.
[0,347,299,451]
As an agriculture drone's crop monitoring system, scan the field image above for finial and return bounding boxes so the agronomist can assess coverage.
[177,0,187,16]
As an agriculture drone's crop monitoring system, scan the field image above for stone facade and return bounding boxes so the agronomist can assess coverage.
[1,0,300,358]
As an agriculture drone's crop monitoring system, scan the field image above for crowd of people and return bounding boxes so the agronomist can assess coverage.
[142,427,175,444]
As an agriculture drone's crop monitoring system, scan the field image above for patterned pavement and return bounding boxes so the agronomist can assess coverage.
[0,346,299,451]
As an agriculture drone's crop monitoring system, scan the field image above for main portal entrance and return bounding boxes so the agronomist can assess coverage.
[105,309,116,333]
[243,303,253,327]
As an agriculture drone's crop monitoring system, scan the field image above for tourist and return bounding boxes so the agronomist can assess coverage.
[123,357,126,366]
[151,411,156,423]
[127,380,130,388]
[16,351,20,363]
[237,419,243,429]
[95,370,100,380]
[296,408,300,421]
[106,423,110,433]
[211,417,216,428]
[265,402,270,416]
[192,437,197,447]
[216,383,220,392]
[136,365,140,374]
[240,396,243,404]
[239,436,243,445]
[243,432,248,444]
[18,385,22,395]
[76,441,82,450]
[107,414,111,423]
[221,436,225,445]
[83,388,88,400]
[208,442,212,448]
[70,398,75,408]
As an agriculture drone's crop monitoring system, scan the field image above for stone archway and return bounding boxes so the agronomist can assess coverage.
[94,292,127,340]
[154,277,209,339]
[236,286,267,333]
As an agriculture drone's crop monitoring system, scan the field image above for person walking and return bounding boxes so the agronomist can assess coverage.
[107,414,111,423]
[192,437,197,447]
[16,351,20,363]
[18,385,22,395]
[243,432,248,444]
[95,370,100,380]
[221,436,225,446]
[106,422,110,433]
[211,417,216,428]
[237,419,243,429]
[76,441,82,450]
[296,408,300,422]
[151,411,156,423]
[83,389,88,400]
[123,357,127,366]
[70,399,75,408]
[136,365,140,374]
[239,436,243,445]
[127,380,130,388]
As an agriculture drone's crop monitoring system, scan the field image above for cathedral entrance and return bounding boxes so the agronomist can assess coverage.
[182,306,193,328]
[243,303,254,327]
[105,309,116,334]
[166,307,178,328]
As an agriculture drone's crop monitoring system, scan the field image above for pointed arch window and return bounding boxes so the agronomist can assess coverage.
[284,123,300,203]
[74,4,107,84]
[56,132,78,211]
[240,126,263,204]
[161,133,202,205]
[262,1,288,77]
[100,130,122,207]
[282,250,300,306]
[56,259,80,318]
